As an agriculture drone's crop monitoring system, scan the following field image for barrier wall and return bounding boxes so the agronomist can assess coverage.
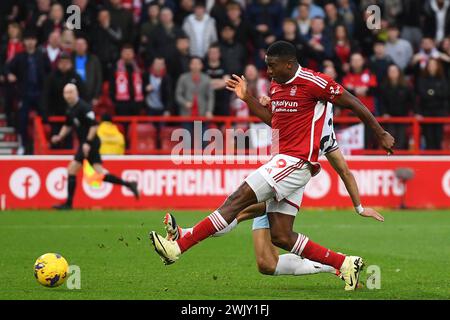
[1,156,449,209]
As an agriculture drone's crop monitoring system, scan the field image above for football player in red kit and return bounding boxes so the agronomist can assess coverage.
[149,41,394,291]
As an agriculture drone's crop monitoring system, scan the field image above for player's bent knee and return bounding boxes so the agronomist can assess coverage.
[270,234,290,250]
[256,258,276,275]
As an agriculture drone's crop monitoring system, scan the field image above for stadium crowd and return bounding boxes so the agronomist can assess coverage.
[0,0,449,154]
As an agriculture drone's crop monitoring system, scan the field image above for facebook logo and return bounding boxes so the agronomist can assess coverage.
[9,168,41,199]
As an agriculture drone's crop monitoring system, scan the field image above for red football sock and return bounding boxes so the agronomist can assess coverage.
[291,234,346,270]
[177,211,227,253]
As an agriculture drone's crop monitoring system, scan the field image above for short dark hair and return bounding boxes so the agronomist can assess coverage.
[101,113,113,122]
[266,41,297,60]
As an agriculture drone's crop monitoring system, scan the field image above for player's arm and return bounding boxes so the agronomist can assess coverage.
[226,74,272,126]
[325,149,384,222]
[50,125,72,144]
[333,89,395,154]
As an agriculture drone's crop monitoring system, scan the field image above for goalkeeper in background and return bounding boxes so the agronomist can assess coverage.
[51,83,139,210]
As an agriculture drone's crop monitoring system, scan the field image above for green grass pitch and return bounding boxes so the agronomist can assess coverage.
[0,209,449,300]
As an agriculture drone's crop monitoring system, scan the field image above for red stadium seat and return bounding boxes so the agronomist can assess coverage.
[131,123,156,152]
[160,126,182,151]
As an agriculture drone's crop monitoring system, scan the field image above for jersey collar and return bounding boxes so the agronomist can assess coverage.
[284,65,301,84]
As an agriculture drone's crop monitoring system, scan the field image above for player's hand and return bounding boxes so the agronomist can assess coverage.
[377,131,395,155]
[226,74,248,100]
[259,95,270,106]
[82,143,91,157]
[51,135,61,144]
[360,207,384,222]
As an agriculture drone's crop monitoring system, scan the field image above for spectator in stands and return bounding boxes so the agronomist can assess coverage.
[166,35,190,97]
[248,0,284,68]
[210,0,229,30]
[176,56,214,150]
[385,23,413,71]
[324,2,344,32]
[342,53,378,114]
[278,18,308,66]
[440,36,450,78]
[224,1,253,47]
[337,0,357,36]
[0,22,24,127]
[204,43,230,116]
[219,24,246,76]
[292,0,325,20]
[110,45,144,117]
[399,0,424,51]
[369,40,393,87]
[42,52,86,149]
[39,2,65,44]
[304,17,333,71]
[424,0,450,44]
[6,30,50,154]
[411,37,442,73]
[147,7,184,67]
[107,0,135,45]
[60,29,76,53]
[91,8,122,80]
[29,0,52,42]
[144,57,173,117]
[176,56,214,118]
[294,3,311,38]
[71,0,97,38]
[44,30,62,71]
[417,58,449,150]
[139,2,160,54]
[175,0,194,26]
[379,64,415,150]
[73,36,102,106]
[182,0,218,58]
[98,113,125,155]
[333,24,356,74]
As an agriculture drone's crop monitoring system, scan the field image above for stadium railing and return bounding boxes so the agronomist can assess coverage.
[33,115,450,155]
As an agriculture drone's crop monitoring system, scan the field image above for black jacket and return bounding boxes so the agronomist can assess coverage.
[41,69,87,117]
[379,83,415,116]
[417,76,449,114]
[5,50,51,95]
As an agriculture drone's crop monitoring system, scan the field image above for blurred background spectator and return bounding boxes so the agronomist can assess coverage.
[98,113,125,155]
[1,0,450,155]
[417,58,449,149]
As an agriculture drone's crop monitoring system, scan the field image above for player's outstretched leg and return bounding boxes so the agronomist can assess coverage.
[53,161,82,210]
[268,213,364,291]
[149,182,258,265]
[164,213,239,240]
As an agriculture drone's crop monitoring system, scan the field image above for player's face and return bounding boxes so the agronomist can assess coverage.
[265,55,295,84]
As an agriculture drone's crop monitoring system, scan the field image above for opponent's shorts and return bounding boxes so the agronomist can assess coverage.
[74,140,102,164]
[245,154,311,216]
[252,214,270,230]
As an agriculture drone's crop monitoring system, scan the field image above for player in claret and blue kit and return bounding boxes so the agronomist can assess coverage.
[149,41,395,291]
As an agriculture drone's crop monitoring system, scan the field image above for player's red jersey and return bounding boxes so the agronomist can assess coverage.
[268,66,344,164]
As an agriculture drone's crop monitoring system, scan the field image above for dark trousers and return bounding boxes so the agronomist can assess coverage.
[422,110,446,150]
[18,93,40,153]
[148,108,165,149]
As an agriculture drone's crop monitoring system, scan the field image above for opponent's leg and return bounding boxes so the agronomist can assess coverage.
[53,160,82,210]
[252,214,335,276]
[92,163,139,199]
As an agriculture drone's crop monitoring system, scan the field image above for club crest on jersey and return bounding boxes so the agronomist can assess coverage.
[275,159,287,168]
[290,85,297,96]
